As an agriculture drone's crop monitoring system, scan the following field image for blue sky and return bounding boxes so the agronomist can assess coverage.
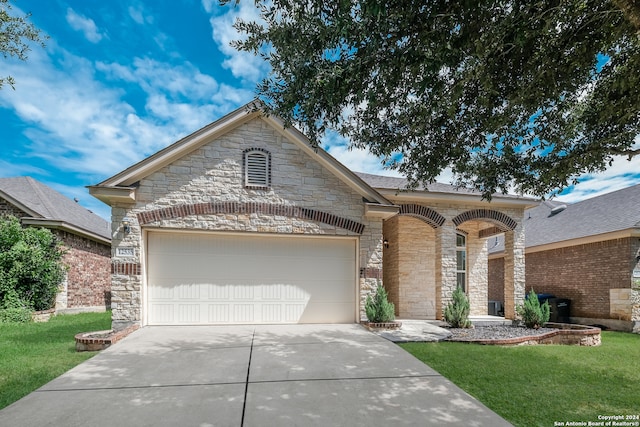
[2,0,639,221]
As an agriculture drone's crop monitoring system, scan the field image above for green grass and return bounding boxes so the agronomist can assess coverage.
[0,311,111,410]
[400,331,640,427]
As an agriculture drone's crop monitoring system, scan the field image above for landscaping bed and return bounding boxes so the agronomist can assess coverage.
[446,323,601,346]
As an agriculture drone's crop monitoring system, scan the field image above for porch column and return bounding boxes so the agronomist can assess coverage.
[436,221,457,319]
[503,224,526,319]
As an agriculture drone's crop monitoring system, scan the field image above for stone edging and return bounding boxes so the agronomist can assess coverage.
[75,324,140,352]
[453,323,601,346]
[362,321,403,330]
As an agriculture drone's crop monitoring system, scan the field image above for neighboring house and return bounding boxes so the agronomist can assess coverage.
[0,177,112,312]
[489,186,640,332]
[89,102,533,331]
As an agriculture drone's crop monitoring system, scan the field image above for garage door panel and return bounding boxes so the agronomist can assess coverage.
[147,232,356,325]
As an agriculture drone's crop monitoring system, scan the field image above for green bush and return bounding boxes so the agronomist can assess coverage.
[0,216,66,315]
[517,289,551,329]
[0,307,32,323]
[444,287,472,328]
[365,285,395,323]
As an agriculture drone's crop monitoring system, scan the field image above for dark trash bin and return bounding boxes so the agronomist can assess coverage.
[548,298,571,323]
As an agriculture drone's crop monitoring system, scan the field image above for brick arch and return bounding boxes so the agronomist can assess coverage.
[452,209,517,231]
[136,201,365,234]
[397,204,446,229]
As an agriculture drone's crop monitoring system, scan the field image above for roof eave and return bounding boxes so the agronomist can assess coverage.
[527,227,640,253]
[88,186,136,206]
[376,188,538,208]
[364,203,400,219]
[21,218,111,245]
[0,189,44,218]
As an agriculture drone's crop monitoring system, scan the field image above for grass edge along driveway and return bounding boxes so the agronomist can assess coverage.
[400,331,640,427]
[0,311,111,410]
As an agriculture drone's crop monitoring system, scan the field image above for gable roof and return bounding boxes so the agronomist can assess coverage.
[89,101,395,210]
[356,172,536,207]
[489,183,640,254]
[0,177,111,244]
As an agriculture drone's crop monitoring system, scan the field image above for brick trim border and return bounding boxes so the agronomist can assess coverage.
[137,202,366,234]
[112,262,141,275]
[452,209,517,230]
[398,204,446,228]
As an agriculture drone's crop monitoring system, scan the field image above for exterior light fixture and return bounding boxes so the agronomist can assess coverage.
[383,239,389,248]
[122,217,132,234]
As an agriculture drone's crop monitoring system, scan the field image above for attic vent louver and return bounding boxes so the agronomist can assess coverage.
[243,148,271,189]
[550,204,567,216]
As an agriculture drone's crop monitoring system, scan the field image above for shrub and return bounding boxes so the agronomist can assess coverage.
[0,216,66,313]
[517,289,551,329]
[444,287,472,328]
[0,307,32,323]
[365,285,395,323]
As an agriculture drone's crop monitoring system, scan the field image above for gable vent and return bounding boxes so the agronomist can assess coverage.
[244,149,271,188]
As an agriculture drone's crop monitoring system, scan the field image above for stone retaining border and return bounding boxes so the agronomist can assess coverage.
[450,323,601,346]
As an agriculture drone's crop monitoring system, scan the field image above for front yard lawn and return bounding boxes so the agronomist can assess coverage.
[400,331,640,427]
[0,311,111,410]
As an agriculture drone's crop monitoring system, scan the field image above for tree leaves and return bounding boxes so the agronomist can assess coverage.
[225,0,640,199]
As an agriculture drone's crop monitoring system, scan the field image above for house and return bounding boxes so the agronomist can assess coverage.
[89,102,533,331]
[0,176,112,312]
[489,186,640,332]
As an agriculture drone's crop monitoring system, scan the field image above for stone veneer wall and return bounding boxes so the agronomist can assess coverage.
[383,216,436,319]
[109,117,383,330]
[54,230,111,309]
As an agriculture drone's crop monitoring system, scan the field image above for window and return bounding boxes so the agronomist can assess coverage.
[456,233,467,292]
[243,149,271,189]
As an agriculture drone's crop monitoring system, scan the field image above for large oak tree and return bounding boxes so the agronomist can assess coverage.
[224,0,640,198]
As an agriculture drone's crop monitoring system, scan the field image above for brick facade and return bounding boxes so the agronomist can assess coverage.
[491,236,640,330]
[0,205,111,312]
[0,200,27,217]
[53,230,111,309]
[488,257,505,303]
[526,238,638,320]
[109,117,384,330]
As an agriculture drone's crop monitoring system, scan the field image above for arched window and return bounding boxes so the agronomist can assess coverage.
[243,148,271,189]
[456,233,467,292]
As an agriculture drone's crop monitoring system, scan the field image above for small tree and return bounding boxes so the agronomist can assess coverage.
[517,289,551,329]
[365,285,395,323]
[0,216,66,322]
[444,287,472,328]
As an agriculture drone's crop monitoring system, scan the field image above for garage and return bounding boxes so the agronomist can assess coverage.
[146,231,357,325]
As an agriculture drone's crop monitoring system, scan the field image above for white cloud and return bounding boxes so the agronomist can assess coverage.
[322,131,401,177]
[208,2,270,82]
[128,5,153,25]
[0,39,249,181]
[555,155,640,203]
[65,8,104,43]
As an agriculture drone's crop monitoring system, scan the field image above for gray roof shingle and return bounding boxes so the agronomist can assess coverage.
[489,183,640,253]
[524,184,640,247]
[0,177,111,241]
[355,171,527,199]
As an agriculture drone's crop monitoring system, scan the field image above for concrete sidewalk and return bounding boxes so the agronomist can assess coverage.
[0,324,511,426]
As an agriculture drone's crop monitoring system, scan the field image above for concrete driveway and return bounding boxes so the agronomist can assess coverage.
[0,324,511,426]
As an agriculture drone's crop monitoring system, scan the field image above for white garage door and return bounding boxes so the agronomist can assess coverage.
[146,232,357,325]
